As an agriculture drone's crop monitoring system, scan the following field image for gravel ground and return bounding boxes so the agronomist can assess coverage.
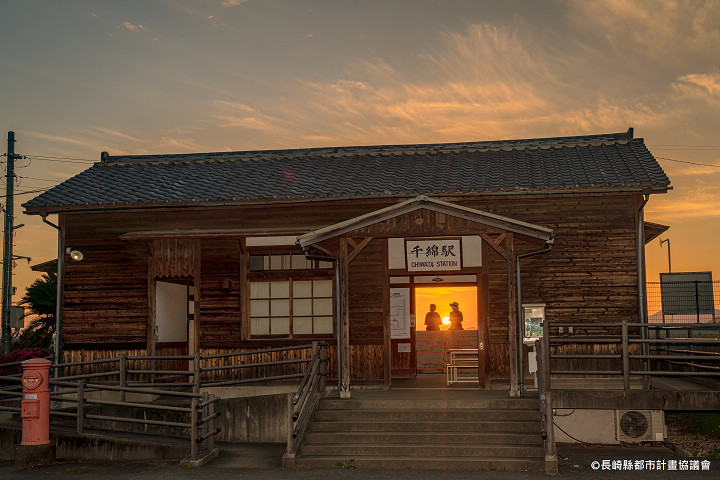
[666,415,720,458]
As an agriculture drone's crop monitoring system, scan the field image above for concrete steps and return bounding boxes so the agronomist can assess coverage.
[294,393,545,471]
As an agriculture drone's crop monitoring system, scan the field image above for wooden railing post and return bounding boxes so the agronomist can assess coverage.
[541,320,551,390]
[190,397,199,461]
[318,342,326,392]
[76,380,85,435]
[541,390,558,474]
[535,339,557,475]
[200,392,209,452]
[622,320,630,390]
[207,394,216,452]
[193,353,201,395]
[284,392,296,467]
[119,354,127,403]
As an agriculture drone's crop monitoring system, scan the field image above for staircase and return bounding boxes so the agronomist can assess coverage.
[294,391,545,471]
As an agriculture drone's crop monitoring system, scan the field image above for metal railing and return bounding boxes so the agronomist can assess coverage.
[283,341,328,467]
[0,344,322,464]
[540,320,720,390]
[0,375,220,464]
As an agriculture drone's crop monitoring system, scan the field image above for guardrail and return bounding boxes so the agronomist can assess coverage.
[283,341,328,467]
[539,320,720,390]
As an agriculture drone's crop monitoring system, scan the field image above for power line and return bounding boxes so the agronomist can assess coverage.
[24,154,95,164]
[12,188,51,196]
[650,144,720,149]
[656,156,720,168]
[17,175,59,183]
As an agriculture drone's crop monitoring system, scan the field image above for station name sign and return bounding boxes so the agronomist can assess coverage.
[406,239,461,272]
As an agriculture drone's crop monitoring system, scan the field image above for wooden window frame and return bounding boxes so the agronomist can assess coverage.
[247,253,335,340]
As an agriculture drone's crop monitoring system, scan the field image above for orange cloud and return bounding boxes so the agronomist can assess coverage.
[122,21,146,32]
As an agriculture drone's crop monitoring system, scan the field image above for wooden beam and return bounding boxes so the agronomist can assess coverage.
[506,233,519,396]
[339,239,351,398]
[347,237,373,264]
[480,233,508,260]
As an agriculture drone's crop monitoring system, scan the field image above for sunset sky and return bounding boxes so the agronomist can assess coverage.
[1,0,719,300]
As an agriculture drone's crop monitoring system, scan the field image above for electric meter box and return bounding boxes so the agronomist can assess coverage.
[523,303,545,344]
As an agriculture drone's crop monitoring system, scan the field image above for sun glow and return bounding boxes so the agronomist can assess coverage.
[415,286,478,331]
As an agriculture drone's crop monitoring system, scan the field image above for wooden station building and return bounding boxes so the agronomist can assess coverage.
[23,129,671,396]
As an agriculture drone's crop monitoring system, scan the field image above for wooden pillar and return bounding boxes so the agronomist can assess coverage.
[239,239,249,341]
[477,244,491,389]
[383,240,392,388]
[339,239,351,398]
[481,244,492,389]
[506,233,519,396]
[192,239,201,356]
[147,258,156,358]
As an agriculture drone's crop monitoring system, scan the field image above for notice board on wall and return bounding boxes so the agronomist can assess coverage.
[390,288,411,339]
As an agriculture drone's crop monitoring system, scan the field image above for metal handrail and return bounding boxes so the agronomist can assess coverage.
[283,341,327,466]
[543,319,720,389]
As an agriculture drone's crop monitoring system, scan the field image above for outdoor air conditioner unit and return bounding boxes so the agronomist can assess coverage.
[615,410,665,442]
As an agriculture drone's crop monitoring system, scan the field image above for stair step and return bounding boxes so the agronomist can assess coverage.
[319,398,538,410]
[303,431,543,445]
[295,455,545,471]
[298,443,544,457]
[308,419,539,433]
[314,408,539,422]
[295,392,545,472]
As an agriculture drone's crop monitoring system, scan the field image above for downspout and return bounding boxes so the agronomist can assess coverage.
[516,241,554,394]
[302,247,341,395]
[41,214,63,379]
[636,194,650,389]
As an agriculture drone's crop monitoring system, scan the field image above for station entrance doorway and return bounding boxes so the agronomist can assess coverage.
[390,275,479,382]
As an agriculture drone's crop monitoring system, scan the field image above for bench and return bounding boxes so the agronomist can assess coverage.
[446,348,479,385]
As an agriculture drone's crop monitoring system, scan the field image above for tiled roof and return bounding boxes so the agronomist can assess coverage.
[23,130,670,212]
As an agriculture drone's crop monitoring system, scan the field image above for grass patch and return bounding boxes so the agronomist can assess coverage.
[63,464,106,474]
[667,412,720,440]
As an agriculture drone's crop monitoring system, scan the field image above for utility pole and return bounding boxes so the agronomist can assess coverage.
[1,131,16,354]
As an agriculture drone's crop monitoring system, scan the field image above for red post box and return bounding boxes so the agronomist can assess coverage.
[21,358,52,446]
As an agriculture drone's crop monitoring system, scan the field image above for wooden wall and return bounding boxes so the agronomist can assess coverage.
[199,239,243,347]
[462,194,641,325]
[63,218,149,348]
[348,239,388,381]
[59,192,642,383]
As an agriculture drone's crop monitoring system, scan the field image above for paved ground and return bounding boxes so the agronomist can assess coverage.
[0,443,717,479]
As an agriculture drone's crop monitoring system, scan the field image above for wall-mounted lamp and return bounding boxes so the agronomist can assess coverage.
[221,277,233,294]
[66,248,84,261]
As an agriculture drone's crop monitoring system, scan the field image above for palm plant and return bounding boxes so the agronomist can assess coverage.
[13,273,57,351]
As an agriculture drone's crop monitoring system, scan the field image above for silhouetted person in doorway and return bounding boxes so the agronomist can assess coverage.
[449,302,464,330]
[424,304,441,331]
